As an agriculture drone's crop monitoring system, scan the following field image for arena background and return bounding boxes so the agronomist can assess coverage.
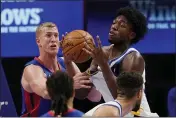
[1,0,175,117]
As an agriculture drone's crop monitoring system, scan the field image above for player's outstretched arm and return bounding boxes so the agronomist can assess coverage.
[21,65,50,99]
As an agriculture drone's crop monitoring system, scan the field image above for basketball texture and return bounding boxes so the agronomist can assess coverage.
[61,30,95,63]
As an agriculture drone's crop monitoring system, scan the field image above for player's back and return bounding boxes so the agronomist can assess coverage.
[41,108,84,117]
[21,57,65,117]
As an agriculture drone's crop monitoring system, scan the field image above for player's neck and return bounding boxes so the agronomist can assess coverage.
[113,42,130,52]
[38,53,58,72]
[109,43,129,59]
[116,98,135,116]
[67,98,74,109]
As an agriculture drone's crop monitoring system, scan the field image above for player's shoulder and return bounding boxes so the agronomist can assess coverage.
[125,48,144,62]
[64,109,84,117]
[73,109,84,115]
[94,105,119,117]
[23,64,43,78]
[168,87,176,97]
[121,48,145,73]
[41,110,55,117]
[24,63,42,71]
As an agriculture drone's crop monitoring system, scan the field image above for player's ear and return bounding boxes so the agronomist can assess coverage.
[137,89,142,99]
[36,38,42,47]
[129,32,136,40]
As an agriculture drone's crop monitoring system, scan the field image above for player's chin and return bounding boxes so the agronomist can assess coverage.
[48,50,58,55]
[108,37,114,44]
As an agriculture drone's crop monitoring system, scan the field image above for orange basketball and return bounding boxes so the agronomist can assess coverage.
[61,30,95,63]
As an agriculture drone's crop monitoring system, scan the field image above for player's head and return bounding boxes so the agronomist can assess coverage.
[36,22,59,55]
[116,72,143,111]
[109,6,147,45]
[46,71,74,116]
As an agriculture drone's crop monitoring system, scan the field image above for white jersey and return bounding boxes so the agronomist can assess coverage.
[85,100,122,116]
[90,47,158,117]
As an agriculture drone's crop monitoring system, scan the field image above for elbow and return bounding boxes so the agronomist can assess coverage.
[42,90,50,99]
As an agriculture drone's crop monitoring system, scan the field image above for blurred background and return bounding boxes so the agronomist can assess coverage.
[0,0,175,117]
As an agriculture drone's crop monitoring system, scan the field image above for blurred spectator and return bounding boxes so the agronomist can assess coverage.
[167,86,176,116]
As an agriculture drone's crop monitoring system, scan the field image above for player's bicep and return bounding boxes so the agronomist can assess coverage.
[122,52,144,74]
[23,65,49,99]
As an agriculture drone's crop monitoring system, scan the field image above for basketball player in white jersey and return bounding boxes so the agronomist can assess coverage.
[83,6,158,117]
[84,72,144,117]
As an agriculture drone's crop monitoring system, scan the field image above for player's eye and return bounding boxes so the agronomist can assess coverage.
[46,34,52,38]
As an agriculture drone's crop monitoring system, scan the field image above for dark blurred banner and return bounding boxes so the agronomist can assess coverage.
[0,64,17,117]
[87,0,176,53]
[1,1,84,57]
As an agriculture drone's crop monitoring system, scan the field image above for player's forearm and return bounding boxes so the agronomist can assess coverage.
[32,88,50,99]
[30,82,50,99]
[99,62,117,99]
[64,61,80,77]
[42,90,51,99]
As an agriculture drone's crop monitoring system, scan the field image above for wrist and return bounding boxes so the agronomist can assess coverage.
[64,60,72,65]
[99,61,109,68]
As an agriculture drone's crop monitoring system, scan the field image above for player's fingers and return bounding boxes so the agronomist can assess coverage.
[80,80,91,84]
[82,48,95,58]
[73,73,90,79]
[80,85,91,89]
[96,35,102,49]
[65,32,68,35]
[78,75,90,80]
[84,42,93,52]
[74,72,87,78]
[59,34,65,48]
[61,34,65,42]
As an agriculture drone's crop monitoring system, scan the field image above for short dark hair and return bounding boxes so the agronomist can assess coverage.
[116,6,148,44]
[116,72,143,99]
[46,71,74,116]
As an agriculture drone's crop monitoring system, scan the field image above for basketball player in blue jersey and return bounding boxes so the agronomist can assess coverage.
[21,22,91,117]
[83,7,158,117]
[85,72,143,117]
[41,71,84,117]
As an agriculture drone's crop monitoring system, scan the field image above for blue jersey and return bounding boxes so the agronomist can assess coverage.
[41,109,84,117]
[21,57,65,117]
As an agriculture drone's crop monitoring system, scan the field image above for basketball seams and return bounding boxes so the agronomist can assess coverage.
[62,30,94,63]
[63,38,93,54]
[64,30,87,40]
[74,30,87,37]
[75,50,84,62]
[63,41,84,55]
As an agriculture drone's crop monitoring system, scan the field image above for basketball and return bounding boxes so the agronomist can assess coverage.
[61,30,95,63]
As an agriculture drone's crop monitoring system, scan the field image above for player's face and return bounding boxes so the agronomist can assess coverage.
[132,89,143,111]
[37,27,59,55]
[108,15,135,45]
